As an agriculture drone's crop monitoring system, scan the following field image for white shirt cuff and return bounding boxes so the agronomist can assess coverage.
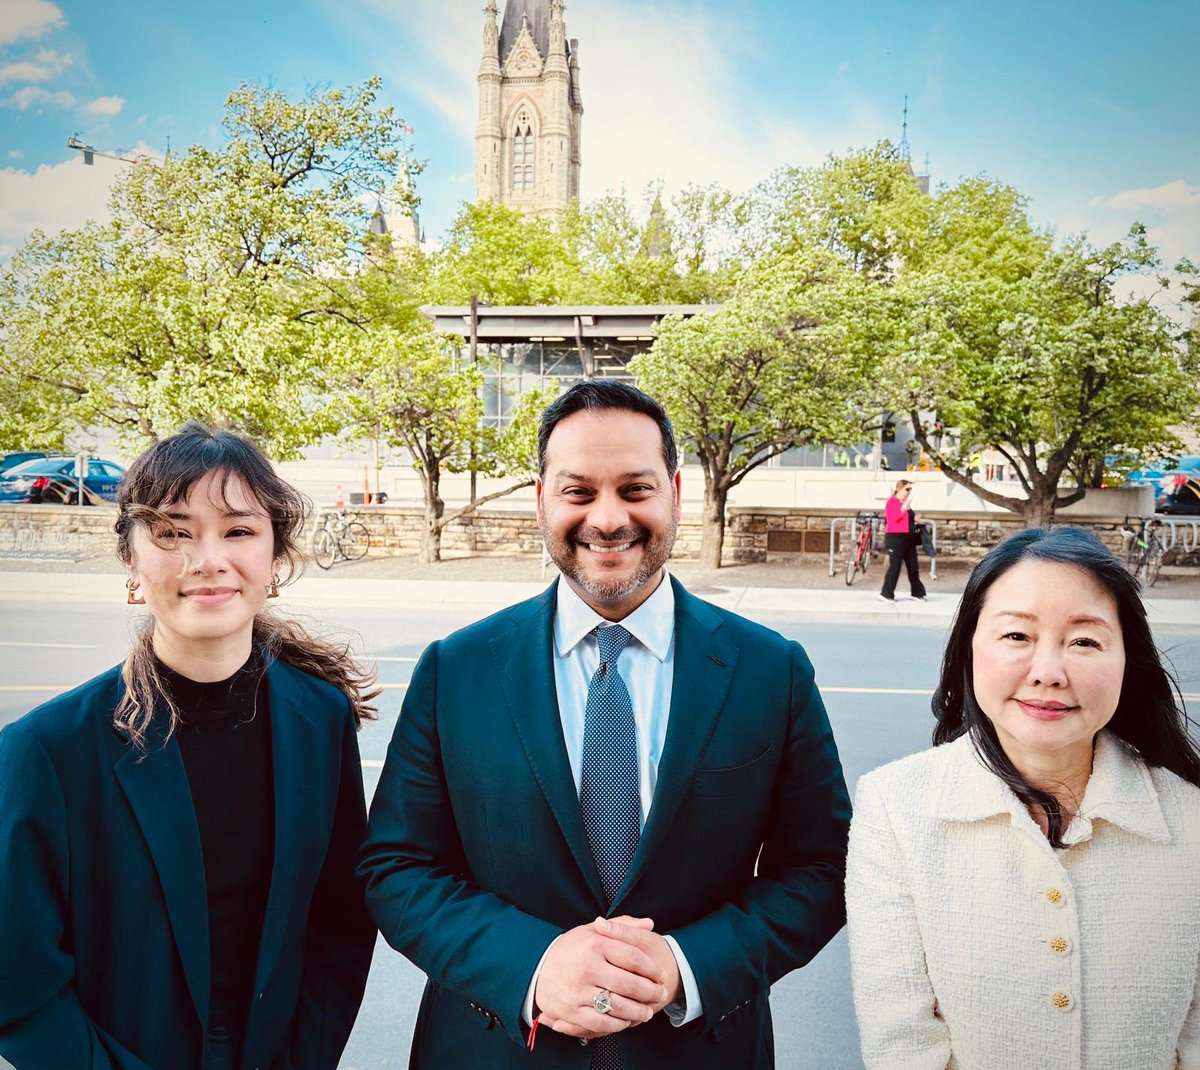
[522,936,561,1027]
[663,934,703,1025]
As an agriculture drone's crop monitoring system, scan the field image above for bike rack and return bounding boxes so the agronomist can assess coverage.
[828,515,938,579]
[827,518,847,577]
[1129,515,1200,555]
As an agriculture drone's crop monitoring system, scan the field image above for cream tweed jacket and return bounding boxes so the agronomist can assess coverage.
[846,731,1200,1070]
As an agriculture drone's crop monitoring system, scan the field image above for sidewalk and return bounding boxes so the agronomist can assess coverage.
[4,558,1199,629]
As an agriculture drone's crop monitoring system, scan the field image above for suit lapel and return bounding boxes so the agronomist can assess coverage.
[114,710,211,1027]
[490,582,607,909]
[611,578,737,911]
[253,658,313,992]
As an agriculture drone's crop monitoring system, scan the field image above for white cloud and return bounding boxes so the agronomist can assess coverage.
[7,149,23,160]
[0,48,72,83]
[0,155,118,259]
[1078,179,1200,327]
[1105,179,1200,214]
[0,0,65,46]
[85,94,125,116]
[344,0,884,206]
[0,141,159,261]
[1,85,73,109]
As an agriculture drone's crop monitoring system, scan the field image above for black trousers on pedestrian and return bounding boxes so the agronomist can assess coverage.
[881,532,926,599]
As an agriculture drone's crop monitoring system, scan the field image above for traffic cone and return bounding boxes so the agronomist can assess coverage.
[335,484,345,508]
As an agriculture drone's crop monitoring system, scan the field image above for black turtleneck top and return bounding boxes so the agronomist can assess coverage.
[159,651,274,1059]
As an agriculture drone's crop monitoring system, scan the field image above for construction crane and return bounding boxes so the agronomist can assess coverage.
[66,133,155,166]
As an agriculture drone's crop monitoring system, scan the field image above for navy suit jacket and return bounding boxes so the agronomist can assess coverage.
[360,577,851,1069]
[0,657,375,1070]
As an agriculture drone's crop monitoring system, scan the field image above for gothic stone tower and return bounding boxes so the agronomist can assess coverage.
[476,0,583,219]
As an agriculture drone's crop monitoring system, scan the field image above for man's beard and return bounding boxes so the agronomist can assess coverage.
[546,518,677,605]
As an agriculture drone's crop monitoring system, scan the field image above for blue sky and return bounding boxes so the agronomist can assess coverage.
[1,0,1197,311]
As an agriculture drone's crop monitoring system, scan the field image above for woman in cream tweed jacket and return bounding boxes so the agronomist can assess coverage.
[847,528,1200,1070]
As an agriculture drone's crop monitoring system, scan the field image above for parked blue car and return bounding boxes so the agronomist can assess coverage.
[1125,455,1200,512]
[0,457,125,504]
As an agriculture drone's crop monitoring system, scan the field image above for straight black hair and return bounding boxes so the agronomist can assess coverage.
[537,379,678,477]
[933,526,1200,847]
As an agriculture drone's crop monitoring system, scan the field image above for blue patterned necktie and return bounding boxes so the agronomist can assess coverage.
[579,624,640,1069]
[580,624,641,903]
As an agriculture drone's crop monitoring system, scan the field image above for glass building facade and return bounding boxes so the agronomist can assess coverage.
[422,304,893,466]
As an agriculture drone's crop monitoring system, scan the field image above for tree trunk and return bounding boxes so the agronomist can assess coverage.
[419,464,445,564]
[699,481,728,570]
[1019,486,1059,529]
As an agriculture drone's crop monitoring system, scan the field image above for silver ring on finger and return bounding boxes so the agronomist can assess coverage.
[592,989,613,1015]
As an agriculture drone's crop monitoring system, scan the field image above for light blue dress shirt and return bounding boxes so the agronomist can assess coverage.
[521,571,704,1027]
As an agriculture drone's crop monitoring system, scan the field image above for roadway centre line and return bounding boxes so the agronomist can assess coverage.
[0,641,97,649]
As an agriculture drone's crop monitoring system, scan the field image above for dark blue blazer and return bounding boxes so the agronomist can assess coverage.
[360,578,851,1069]
[0,657,375,1070]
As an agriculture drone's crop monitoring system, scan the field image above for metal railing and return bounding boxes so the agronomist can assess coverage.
[1125,515,1200,555]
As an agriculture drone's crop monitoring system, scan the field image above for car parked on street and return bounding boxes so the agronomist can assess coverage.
[1126,454,1200,513]
[0,450,48,474]
[0,457,125,504]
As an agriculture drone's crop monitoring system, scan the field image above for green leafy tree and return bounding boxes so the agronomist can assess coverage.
[633,249,868,567]
[0,78,412,456]
[429,201,570,306]
[346,315,552,562]
[881,227,1200,525]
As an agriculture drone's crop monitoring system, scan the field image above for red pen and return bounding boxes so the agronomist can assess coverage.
[527,1013,542,1051]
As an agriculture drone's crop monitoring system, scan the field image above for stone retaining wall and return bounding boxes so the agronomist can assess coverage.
[1,503,1196,568]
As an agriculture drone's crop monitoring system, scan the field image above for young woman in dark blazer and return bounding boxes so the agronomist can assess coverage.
[0,423,378,1070]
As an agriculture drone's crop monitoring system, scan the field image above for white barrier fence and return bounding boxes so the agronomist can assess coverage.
[0,529,92,561]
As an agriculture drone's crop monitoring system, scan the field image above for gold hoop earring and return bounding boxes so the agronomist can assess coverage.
[266,574,280,599]
[126,578,146,605]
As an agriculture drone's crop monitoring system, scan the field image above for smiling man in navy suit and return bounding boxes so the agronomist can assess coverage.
[360,380,851,1069]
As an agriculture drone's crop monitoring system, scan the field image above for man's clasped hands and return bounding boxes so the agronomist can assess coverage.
[533,916,683,1041]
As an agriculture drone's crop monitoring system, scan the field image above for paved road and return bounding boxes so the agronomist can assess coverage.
[2,594,1198,1070]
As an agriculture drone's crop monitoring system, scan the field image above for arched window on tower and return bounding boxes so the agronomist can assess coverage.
[512,112,534,194]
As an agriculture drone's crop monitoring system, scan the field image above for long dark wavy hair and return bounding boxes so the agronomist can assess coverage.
[114,421,378,747]
[933,526,1200,847]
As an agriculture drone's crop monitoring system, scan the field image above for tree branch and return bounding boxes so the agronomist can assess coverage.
[437,478,536,530]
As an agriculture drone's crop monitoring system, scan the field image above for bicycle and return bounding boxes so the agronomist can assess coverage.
[312,509,370,570]
[845,511,880,586]
[1121,515,1164,588]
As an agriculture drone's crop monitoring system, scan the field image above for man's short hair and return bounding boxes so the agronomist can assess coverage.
[537,379,679,477]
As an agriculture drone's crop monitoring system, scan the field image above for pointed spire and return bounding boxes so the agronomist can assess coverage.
[483,0,499,58]
[549,0,566,56]
[900,94,911,160]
